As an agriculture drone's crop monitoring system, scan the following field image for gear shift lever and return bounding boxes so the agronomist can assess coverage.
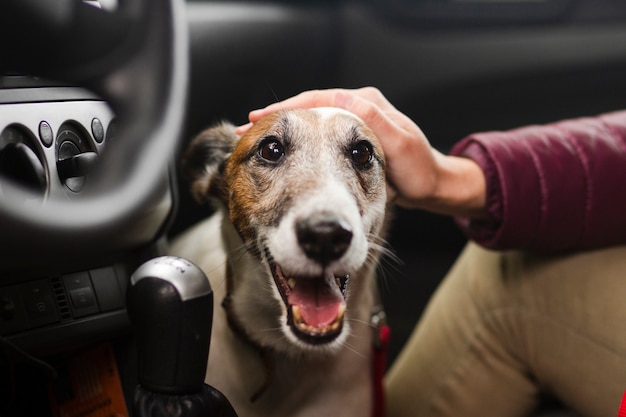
[127,256,238,417]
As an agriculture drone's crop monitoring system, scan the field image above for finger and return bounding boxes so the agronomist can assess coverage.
[235,122,253,136]
[334,87,407,132]
[248,89,344,122]
[352,87,393,110]
[352,87,416,130]
[340,93,401,143]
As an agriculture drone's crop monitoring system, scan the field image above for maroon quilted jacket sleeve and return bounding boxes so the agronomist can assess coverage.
[450,110,626,252]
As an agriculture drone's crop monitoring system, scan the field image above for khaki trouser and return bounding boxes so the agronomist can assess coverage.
[385,243,626,417]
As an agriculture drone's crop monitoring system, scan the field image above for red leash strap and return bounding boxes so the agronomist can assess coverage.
[618,389,626,417]
[371,307,391,417]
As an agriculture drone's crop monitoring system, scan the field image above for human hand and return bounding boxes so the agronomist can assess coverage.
[238,87,486,217]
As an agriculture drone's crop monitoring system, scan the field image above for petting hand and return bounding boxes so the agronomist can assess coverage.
[237,87,486,217]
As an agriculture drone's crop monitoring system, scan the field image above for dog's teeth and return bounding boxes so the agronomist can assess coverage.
[337,303,346,320]
[296,320,314,333]
[288,278,296,290]
[292,305,302,323]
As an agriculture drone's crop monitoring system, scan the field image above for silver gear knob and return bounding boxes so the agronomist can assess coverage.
[127,256,213,394]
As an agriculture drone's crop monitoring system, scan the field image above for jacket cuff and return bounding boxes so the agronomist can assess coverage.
[450,138,504,249]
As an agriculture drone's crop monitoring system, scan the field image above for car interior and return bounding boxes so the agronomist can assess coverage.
[2,0,626,416]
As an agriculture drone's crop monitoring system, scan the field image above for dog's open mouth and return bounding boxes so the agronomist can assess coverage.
[268,258,349,344]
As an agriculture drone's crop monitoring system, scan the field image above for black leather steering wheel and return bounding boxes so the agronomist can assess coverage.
[0,0,187,268]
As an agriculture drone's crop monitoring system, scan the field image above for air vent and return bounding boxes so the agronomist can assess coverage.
[51,277,72,321]
[0,124,48,200]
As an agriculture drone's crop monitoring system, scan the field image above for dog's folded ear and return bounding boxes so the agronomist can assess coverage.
[181,122,239,204]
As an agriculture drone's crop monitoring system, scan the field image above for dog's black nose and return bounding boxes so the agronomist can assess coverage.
[296,213,353,265]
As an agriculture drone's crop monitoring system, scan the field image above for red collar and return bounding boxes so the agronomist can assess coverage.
[618,389,626,417]
[371,306,390,417]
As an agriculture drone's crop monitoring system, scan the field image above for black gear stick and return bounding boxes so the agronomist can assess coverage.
[127,256,238,417]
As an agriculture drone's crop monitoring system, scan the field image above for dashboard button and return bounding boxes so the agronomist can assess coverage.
[39,120,53,147]
[0,285,29,335]
[91,118,104,143]
[63,272,99,318]
[20,279,59,328]
[56,123,97,193]
[68,287,97,315]
[90,267,123,312]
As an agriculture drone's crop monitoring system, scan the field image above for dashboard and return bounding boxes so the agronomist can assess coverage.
[0,77,175,356]
[0,79,115,201]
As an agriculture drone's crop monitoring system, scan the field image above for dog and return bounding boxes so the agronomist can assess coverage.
[169,108,393,417]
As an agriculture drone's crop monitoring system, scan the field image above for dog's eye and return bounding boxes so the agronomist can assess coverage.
[350,140,373,167]
[258,137,284,163]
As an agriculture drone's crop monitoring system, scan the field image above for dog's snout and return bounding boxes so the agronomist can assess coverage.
[296,213,353,265]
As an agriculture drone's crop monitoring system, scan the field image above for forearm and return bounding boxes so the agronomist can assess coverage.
[451,110,626,252]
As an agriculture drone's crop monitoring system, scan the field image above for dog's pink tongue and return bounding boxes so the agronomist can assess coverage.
[289,279,342,327]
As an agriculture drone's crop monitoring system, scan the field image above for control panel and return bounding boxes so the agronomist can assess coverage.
[0,87,115,202]
[0,79,174,354]
[0,266,126,338]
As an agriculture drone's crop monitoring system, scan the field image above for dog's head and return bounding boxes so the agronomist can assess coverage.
[183,108,390,353]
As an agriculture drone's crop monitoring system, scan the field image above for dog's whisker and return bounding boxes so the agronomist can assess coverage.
[366,232,388,245]
[347,317,375,328]
[368,236,401,264]
[264,80,281,108]
[257,326,283,333]
[226,245,247,263]
[266,333,290,349]
[376,252,407,293]
[196,259,230,292]
[341,341,367,359]
[376,273,392,296]
[367,238,404,290]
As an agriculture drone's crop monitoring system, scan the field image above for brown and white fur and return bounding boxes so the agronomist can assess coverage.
[169,108,392,417]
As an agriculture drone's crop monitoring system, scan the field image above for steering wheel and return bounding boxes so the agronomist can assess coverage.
[0,0,188,269]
